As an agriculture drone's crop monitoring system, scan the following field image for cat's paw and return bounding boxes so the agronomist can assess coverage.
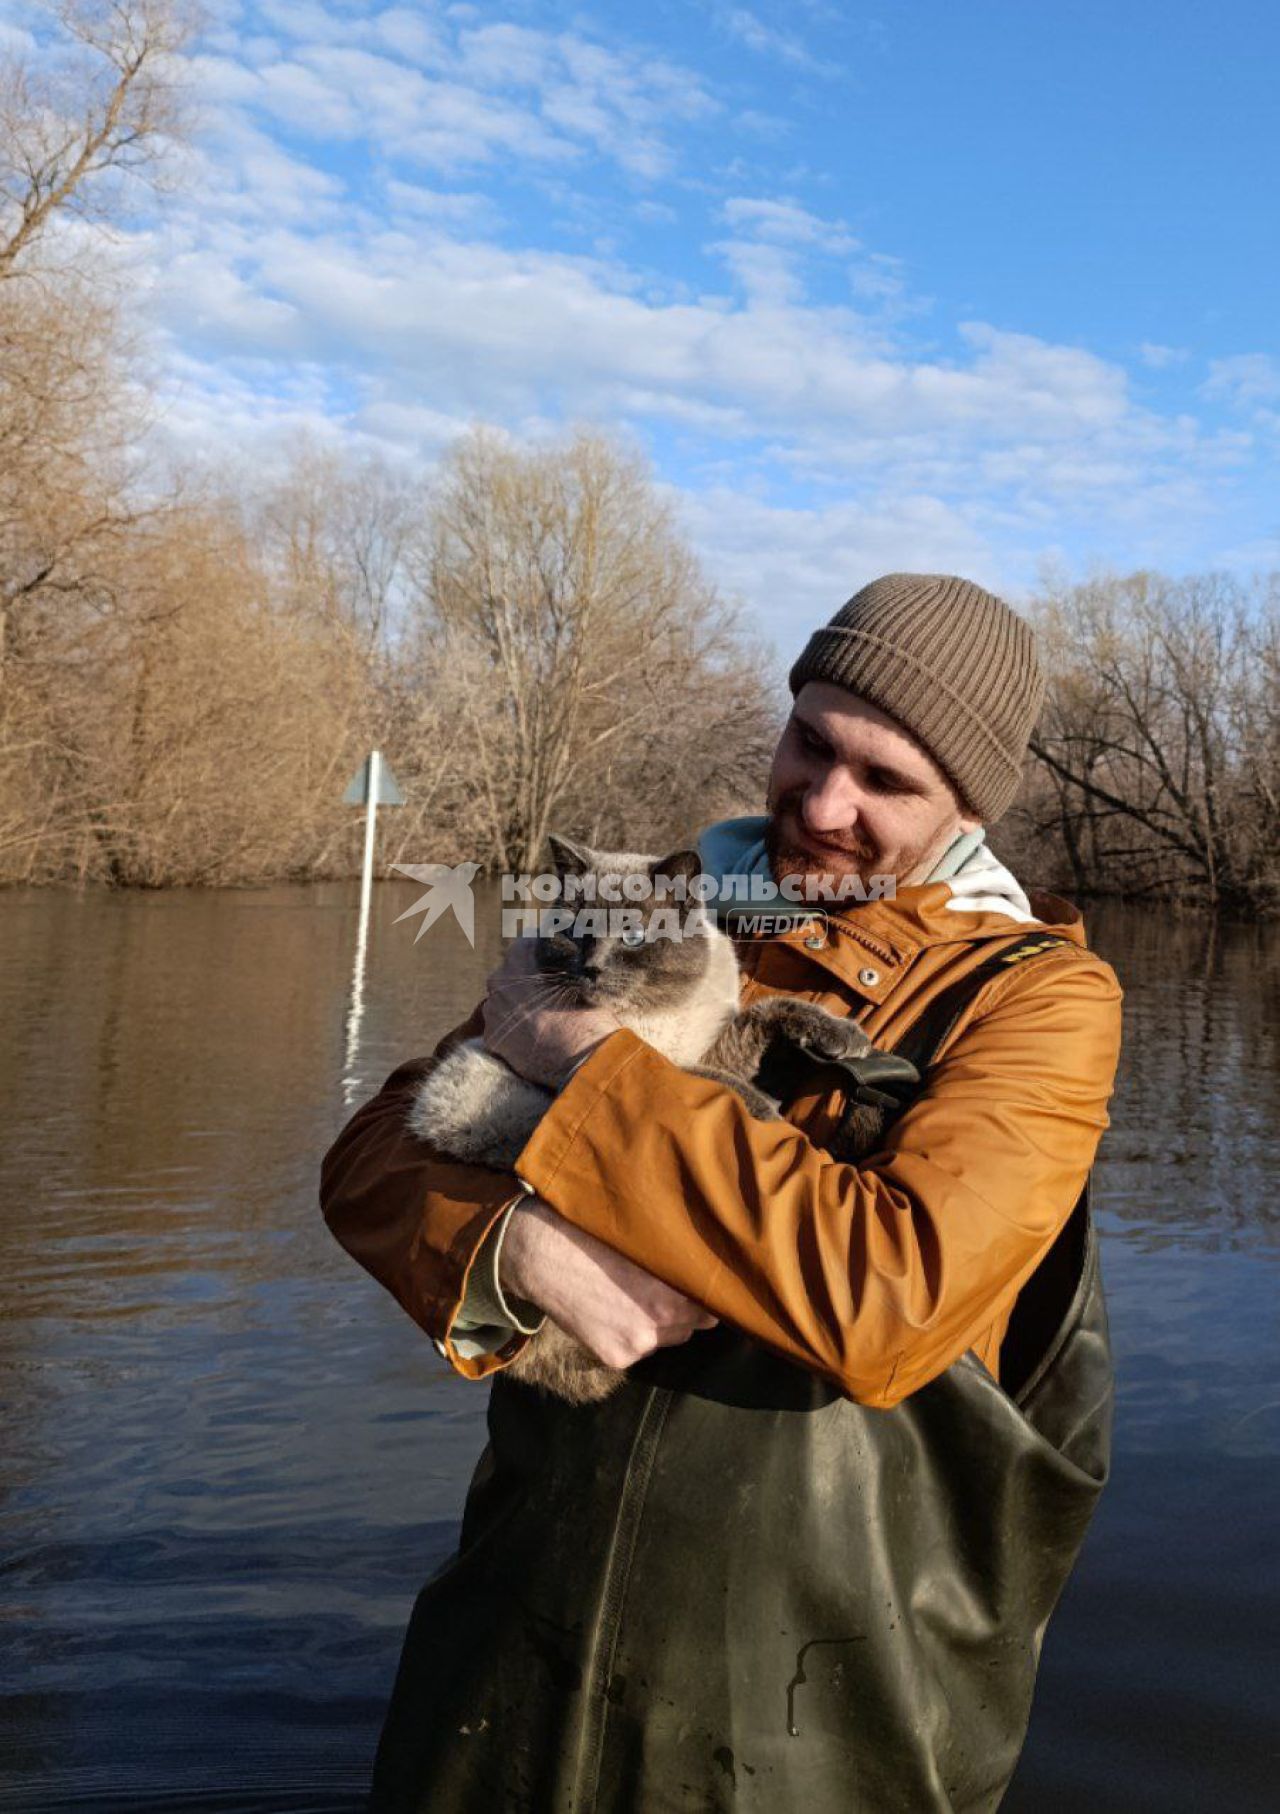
[748,997,875,1063]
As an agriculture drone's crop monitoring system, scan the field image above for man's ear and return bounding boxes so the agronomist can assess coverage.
[649,847,701,889]
[547,833,593,877]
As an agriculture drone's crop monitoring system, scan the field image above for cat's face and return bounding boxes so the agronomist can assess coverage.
[533,837,721,1012]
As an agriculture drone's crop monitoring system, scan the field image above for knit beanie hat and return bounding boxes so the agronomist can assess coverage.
[787,572,1045,823]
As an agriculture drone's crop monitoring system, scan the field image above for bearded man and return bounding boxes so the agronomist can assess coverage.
[321,573,1123,1813]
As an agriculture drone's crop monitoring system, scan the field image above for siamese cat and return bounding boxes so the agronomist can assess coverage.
[409,839,905,1405]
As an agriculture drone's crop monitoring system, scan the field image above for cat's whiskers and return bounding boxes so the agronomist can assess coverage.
[483,979,581,1048]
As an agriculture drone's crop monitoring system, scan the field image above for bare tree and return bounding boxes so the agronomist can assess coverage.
[249,441,421,650]
[0,0,193,679]
[408,428,776,872]
[0,0,193,278]
[1021,571,1279,914]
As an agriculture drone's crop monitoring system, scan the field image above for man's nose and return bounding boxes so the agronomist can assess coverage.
[801,773,862,837]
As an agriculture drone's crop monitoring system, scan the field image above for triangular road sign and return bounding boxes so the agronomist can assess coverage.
[343,753,404,806]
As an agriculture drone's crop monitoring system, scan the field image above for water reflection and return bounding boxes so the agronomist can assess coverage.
[1083,902,1280,1251]
[0,883,1276,1810]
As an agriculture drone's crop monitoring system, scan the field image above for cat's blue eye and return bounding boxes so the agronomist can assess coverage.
[620,926,645,947]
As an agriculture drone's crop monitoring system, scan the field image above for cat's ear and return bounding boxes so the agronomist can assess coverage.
[649,847,701,889]
[547,833,593,878]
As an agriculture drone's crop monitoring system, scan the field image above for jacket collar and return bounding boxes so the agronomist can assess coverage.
[697,814,1089,1005]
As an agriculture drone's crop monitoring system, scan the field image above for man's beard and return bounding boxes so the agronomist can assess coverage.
[764,790,926,892]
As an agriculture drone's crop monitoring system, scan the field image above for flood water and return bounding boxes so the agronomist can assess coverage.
[1,882,1277,1811]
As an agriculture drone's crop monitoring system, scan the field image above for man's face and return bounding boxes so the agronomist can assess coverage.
[765,682,981,891]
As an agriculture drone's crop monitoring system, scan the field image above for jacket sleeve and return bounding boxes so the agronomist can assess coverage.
[514,950,1123,1408]
[318,1005,532,1380]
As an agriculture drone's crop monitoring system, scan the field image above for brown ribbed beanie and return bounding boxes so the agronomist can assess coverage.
[788,573,1044,823]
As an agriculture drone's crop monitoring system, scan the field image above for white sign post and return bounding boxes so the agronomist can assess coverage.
[341,749,404,1102]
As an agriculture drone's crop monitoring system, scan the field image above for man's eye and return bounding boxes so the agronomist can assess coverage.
[797,725,828,756]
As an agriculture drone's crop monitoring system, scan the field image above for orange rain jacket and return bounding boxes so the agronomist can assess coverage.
[321,869,1123,1409]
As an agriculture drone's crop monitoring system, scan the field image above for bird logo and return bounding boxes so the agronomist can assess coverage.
[391,861,481,946]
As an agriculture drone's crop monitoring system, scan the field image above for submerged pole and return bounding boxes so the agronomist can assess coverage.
[357,748,382,936]
[343,749,396,1104]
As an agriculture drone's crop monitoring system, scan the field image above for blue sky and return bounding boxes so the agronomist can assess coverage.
[6,0,1278,646]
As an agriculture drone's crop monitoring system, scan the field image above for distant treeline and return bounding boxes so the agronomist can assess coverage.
[1,418,779,887]
[2,3,1276,915]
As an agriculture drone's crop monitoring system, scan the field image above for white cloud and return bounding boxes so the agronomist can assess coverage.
[1211,532,1280,571]
[708,237,806,305]
[374,8,447,64]
[255,1,354,44]
[1203,353,1280,409]
[156,251,303,350]
[383,180,498,228]
[676,485,1000,647]
[255,52,368,136]
[736,109,789,140]
[183,51,273,107]
[356,397,486,455]
[722,8,831,74]
[456,23,557,89]
[164,113,347,227]
[23,0,1259,624]
[850,252,911,305]
[1139,342,1189,370]
[723,196,856,253]
[186,9,720,184]
[141,193,1223,567]
[148,348,366,466]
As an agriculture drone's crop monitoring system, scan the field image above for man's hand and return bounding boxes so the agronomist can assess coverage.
[482,936,620,1088]
[500,1196,718,1370]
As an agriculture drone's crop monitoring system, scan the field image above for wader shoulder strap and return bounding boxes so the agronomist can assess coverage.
[888,932,1071,1075]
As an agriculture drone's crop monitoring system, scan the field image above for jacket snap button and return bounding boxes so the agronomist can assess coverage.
[804,933,826,950]
[858,966,881,987]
